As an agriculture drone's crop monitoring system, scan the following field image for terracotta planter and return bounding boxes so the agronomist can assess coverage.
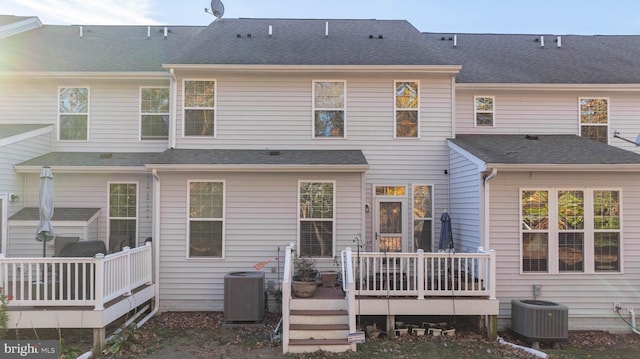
[292,280,316,298]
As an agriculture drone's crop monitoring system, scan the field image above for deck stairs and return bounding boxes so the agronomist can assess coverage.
[287,287,353,353]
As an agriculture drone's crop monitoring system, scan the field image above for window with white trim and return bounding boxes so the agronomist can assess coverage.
[184,80,215,137]
[188,181,224,258]
[579,98,608,144]
[395,81,419,137]
[413,184,433,251]
[141,87,169,140]
[59,87,89,140]
[299,181,334,257]
[109,183,137,248]
[521,188,621,274]
[313,81,345,138]
[474,96,494,127]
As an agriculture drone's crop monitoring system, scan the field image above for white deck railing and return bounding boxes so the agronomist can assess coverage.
[0,242,153,310]
[351,249,496,299]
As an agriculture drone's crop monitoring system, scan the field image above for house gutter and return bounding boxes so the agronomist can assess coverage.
[144,164,369,172]
[0,71,168,80]
[482,168,497,249]
[162,64,462,75]
[169,68,177,149]
[456,82,640,92]
[136,169,161,327]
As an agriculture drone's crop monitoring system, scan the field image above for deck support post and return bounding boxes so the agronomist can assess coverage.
[487,315,497,340]
[386,315,396,338]
[93,327,106,356]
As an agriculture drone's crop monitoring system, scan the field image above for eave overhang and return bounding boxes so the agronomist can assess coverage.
[456,83,640,92]
[0,71,169,80]
[144,163,369,173]
[483,163,640,172]
[13,166,149,174]
[163,64,462,75]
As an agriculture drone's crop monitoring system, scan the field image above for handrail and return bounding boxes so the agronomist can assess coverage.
[281,243,294,354]
[0,242,153,309]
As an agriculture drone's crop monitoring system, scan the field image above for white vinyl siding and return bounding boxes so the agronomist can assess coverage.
[0,78,169,152]
[157,172,362,311]
[489,172,640,332]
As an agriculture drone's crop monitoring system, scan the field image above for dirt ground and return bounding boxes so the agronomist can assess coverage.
[9,311,640,358]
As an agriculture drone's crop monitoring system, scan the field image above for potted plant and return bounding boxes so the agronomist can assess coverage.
[320,256,340,288]
[292,256,317,298]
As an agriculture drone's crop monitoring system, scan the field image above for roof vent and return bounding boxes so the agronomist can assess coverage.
[453,34,457,47]
[378,34,383,39]
[540,35,544,47]
[269,150,280,156]
[147,26,151,39]
[525,135,539,140]
[236,33,241,38]
[269,25,272,37]
[247,33,252,38]
[369,34,373,39]
[79,25,83,38]
[556,36,561,48]
[325,21,329,38]
[164,26,168,39]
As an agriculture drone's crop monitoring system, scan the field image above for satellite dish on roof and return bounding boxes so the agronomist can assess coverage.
[613,130,640,146]
[208,0,224,19]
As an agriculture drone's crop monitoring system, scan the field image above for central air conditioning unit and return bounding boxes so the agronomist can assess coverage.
[224,271,265,323]
[511,299,568,340]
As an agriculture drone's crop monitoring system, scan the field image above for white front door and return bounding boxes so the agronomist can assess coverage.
[374,198,408,252]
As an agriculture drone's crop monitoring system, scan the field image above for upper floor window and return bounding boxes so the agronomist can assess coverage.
[141,87,169,140]
[188,181,225,258]
[579,98,608,144]
[474,96,494,127]
[395,81,419,138]
[59,87,89,141]
[299,181,335,257]
[313,81,345,138]
[521,188,621,274]
[184,80,215,137]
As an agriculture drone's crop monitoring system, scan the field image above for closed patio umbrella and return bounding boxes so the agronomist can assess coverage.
[438,211,453,252]
[36,166,54,257]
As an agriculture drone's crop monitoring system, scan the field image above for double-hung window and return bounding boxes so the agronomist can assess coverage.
[521,188,621,274]
[413,185,433,251]
[395,81,419,138]
[141,87,169,140]
[313,81,345,138]
[474,96,494,127]
[299,181,334,257]
[59,87,89,140]
[109,183,137,248]
[579,98,608,144]
[188,181,224,258]
[184,80,215,137]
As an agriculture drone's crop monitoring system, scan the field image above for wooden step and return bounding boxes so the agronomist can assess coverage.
[289,338,349,346]
[290,309,347,316]
[290,324,349,331]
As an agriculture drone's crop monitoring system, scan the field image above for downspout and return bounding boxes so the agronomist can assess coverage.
[169,68,177,149]
[482,168,497,249]
[136,168,161,326]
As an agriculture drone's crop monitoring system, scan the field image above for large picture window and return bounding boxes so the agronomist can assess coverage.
[59,87,89,140]
[395,81,419,137]
[299,181,334,257]
[184,80,215,137]
[413,185,433,251]
[109,183,137,249]
[141,87,169,140]
[313,81,345,138]
[579,98,608,144]
[188,181,224,258]
[521,188,621,274]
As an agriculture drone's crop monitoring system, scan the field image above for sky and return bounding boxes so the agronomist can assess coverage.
[4,0,640,35]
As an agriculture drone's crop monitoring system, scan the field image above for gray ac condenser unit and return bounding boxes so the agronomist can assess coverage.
[224,271,265,323]
[511,299,568,340]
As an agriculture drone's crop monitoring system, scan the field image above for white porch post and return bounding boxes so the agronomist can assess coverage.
[124,246,132,296]
[417,249,425,299]
[94,253,105,310]
[489,249,496,300]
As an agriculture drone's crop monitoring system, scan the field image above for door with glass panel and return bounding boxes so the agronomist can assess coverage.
[375,198,408,252]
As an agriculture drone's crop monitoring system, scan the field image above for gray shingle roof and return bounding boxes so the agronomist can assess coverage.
[10,207,100,221]
[170,18,448,65]
[17,152,160,167]
[0,24,203,72]
[450,134,640,165]
[424,33,640,84]
[148,149,368,166]
[15,149,368,168]
[0,124,51,140]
